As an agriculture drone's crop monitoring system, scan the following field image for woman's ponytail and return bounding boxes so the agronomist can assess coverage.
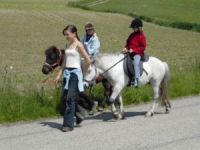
[75,32,80,41]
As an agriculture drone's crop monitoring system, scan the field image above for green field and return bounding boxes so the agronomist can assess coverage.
[70,0,200,32]
[0,0,200,123]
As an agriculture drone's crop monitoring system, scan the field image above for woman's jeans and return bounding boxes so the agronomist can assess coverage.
[133,55,141,80]
[62,73,79,128]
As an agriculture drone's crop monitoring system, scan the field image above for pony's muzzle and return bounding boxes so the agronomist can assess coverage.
[83,81,90,89]
[42,65,51,75]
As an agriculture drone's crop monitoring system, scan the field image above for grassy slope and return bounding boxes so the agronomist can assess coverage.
[0,0,200,122]
[69,0,200,31]
[1,6,200,78]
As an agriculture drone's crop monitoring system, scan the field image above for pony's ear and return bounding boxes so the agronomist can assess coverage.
[60,49,65,55]
[45,46,57,55]
[53,48,57,53]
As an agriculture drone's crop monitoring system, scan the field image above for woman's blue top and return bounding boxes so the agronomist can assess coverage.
[63,68,84,92]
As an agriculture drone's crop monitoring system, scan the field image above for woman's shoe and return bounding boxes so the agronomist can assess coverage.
[76,112,84,120]
[61,127,73,132]
[76,116,83,127]
[75,112,84,127]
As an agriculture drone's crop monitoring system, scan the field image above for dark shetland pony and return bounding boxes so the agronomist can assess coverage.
[42,46,112,116]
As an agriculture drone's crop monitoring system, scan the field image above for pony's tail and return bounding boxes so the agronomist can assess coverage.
[160,62,171,109]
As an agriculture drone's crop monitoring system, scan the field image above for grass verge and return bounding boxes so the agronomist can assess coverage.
[0,67,60,123]
[1,62,200,123]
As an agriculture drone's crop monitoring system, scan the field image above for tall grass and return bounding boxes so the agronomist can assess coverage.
[0,66,60,123]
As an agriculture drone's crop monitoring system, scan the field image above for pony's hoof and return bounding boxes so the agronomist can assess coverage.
[98,106,104,112]
[145,111,154,117]
[113,112,120,120]
[166,107,171,114]
[88,111,95,116]
[120,112,126,120]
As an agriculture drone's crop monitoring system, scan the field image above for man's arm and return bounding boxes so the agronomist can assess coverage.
[87,37,100,55]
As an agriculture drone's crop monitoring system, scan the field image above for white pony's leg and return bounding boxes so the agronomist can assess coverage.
[117,94,125,119]
[111,104,117,113]
[109,85,123,119]
[117,95,123,113]
[146,83,160,117]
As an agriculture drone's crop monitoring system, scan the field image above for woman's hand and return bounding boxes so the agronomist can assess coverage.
[54,72,62,84]
[54,55,65,84]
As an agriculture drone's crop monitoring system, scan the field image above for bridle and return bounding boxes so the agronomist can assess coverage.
[44,49,62,71]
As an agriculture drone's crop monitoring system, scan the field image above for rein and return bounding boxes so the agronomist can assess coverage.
[101,54,128,76]
[84,54,128,86]
[84,54,127,89]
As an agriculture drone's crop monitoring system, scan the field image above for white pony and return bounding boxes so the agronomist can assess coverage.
[84,54,171,119]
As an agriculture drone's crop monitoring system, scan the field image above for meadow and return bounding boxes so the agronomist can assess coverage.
[0,0,200,123]
[69,0,200,32]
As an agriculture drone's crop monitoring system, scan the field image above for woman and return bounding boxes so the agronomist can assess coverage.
[122,18,146,88]
[54,25,91,132]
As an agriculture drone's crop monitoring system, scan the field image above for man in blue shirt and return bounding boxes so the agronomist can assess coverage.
[82,23,102,112]
[82,23,100,59]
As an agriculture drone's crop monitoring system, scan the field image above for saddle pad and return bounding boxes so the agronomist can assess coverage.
[141,55,149,62]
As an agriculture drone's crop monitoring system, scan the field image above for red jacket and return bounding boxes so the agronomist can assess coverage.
[125,32,146,56]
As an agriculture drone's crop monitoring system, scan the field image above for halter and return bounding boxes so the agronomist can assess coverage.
[44,49,62,71]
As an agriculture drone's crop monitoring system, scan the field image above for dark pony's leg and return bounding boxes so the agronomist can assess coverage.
[98,79,113,111]
[57,79,67,116]
[57,78,87,119]
[78,92,94,111]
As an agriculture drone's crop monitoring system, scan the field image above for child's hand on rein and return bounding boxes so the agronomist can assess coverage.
[122,48,128,54]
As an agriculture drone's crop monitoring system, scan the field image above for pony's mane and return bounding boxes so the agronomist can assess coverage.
[95,53,124,68]
[97,53,124,61]
[45,46,58,56]
[99,53,123,58]
[45,46,64,56]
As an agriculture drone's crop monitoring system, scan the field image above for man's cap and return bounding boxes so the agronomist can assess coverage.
[85,22,95,30]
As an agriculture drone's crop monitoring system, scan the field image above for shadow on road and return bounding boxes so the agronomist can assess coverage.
[86,111,146,121]
[39,122,62,130]
[39,111,146,129]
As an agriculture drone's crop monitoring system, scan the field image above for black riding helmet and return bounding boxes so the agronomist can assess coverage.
[130,18,143,28]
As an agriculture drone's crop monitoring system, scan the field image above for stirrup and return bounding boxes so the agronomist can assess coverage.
[134,83,139,88]
[131,79,139,88]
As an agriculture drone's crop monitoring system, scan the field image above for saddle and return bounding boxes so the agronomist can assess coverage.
[123,54,149,85]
